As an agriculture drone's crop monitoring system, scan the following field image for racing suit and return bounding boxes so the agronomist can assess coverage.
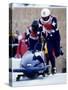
[25,26,42,52]
[39,15,61,74]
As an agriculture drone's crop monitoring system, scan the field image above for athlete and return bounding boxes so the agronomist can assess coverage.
[39,8,63,74]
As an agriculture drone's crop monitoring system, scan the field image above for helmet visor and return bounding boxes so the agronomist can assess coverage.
[42,15,50,21]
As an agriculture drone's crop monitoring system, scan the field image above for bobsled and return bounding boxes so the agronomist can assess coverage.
[11,50,50,81]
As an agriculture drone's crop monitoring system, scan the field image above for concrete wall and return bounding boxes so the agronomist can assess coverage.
[11,7,66,73]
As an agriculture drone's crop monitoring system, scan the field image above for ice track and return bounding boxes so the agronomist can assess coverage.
[11,73,66,87]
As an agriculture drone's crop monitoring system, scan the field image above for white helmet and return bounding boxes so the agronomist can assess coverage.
[41,8,50,17]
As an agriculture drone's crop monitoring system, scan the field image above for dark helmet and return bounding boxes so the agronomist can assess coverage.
[31,20,39,31]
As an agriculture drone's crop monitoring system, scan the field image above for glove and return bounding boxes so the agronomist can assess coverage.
[60,47,64,55]
[33,55,37,60]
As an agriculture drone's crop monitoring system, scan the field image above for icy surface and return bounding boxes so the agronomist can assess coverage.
[11,73,66,87]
